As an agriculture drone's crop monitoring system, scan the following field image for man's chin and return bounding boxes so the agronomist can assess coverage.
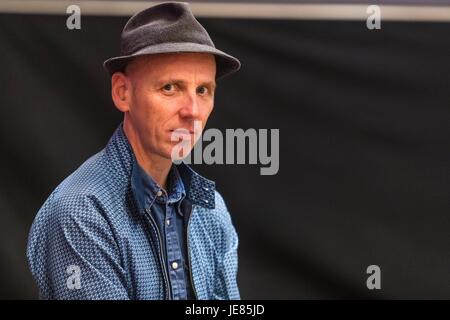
[164,144,194,163]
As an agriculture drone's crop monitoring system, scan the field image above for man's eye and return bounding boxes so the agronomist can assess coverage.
[162,84,174,92]
[197,86,208,95]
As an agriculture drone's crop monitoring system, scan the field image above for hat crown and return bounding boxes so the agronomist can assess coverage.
[103,1,240,79]
[120,2,214,56]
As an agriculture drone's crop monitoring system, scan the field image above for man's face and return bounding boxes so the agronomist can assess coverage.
[119,52,216,161]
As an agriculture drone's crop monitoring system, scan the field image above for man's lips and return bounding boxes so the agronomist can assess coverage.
[170,129,195,134]
[169,129,197,143]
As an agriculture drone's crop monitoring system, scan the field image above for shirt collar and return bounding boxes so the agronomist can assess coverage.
[175,162,216,209]
[131,156,186,213]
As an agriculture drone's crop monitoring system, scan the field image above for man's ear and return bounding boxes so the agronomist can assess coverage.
[111,72,132,112]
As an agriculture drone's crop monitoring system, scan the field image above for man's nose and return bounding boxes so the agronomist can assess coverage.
[179,91,200,119]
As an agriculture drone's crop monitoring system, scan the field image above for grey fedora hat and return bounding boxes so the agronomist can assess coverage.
[103,2,241,79]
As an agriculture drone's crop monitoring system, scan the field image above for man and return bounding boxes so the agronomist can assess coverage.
[26,2,241,300]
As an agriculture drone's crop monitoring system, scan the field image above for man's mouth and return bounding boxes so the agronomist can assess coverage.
[169,129,197,143]
[170,129,195,134]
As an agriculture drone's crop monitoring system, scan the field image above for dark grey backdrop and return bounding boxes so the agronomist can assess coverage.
[1,13,450,299]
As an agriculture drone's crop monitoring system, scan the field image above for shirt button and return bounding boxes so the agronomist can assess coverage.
[171,262,178,270]
[166,219,171,226]
[156,190,163,197]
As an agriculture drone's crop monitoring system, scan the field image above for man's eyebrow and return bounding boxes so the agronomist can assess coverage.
[154,78,216,90]
[200,81,216,90]
[154,78,184,87]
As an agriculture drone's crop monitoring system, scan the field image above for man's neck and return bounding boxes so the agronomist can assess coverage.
[123,120,172,191]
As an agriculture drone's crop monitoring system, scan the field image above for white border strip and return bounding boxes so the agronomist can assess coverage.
[0,1,450,21]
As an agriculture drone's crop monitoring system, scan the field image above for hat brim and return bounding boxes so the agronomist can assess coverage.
[103,42,241,80]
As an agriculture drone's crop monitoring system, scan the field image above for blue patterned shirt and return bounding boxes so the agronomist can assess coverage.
[26,123,240,300]
[131,159,194,299]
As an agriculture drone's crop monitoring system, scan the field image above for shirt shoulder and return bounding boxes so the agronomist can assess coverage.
[193,190,236,232]
[33,148,130,231]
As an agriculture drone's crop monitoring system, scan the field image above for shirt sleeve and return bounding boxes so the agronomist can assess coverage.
[212,192,241,300]
[26,193,130,300]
